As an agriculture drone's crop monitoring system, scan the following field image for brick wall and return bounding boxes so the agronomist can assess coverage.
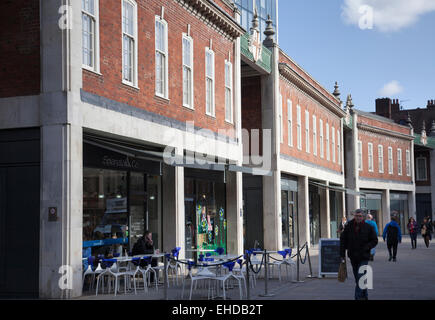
[279,78,343,173]
[0,0,40,98]
[82,0,236,137]
[357,115,413,182]
[241,76,262,156]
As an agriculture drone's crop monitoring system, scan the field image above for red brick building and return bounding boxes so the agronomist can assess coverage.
[0,0,245,298]
[344,98,415,235]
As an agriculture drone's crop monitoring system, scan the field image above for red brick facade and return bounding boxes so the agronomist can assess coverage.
[0,0,40,98]
[279,78,343,173]
[357,114,413,183]
[82,0,237,137]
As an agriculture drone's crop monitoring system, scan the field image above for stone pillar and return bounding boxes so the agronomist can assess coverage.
[226,171,244,255]
[261,22,281,251]
[298,176,310,248]
[40,124,83,299]
[344,110,360,216]
[320,181,331,239]
[381,189,391,233]
[39,0,83,299]
[162,147,185,259]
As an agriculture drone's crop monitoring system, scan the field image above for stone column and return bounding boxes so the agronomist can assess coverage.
[261,20,281,251]
[39,0,83,299]
[226,171,244,255]
[320,181,331,239]
[298,176,310,248]
[381,189,391,233]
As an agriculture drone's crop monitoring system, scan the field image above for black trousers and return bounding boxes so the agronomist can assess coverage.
[410,233,417,248]
[387,241,398,258]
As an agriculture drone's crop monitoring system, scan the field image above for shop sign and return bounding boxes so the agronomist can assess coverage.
[102,155,138,170]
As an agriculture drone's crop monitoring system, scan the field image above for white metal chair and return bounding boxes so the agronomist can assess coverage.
[211,262,243,300]
[266,251,289,282]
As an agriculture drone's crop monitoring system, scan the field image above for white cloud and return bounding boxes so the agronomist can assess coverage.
[341,0,435,32]
[379,80,403,96]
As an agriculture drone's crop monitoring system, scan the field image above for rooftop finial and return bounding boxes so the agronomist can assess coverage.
[406,112,413,129]
[429,120,435,137]
[346,94,354,110]
[263,14,275,47]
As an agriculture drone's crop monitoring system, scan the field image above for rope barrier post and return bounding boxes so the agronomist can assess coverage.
[163,254,168,300]
[246,253,250,300]
[259,250,275,298]
[306,243,314,278]
[296,244,300,282]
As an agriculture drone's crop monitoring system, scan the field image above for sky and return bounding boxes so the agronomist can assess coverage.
[277,0,435,112]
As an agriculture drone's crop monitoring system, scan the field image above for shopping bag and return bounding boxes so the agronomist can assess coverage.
[338,261,347,282]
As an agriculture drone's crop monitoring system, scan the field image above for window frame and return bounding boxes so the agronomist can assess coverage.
[279,94,283,143]
[182,33,194,109]
[416,157,428,181]
[406,150,411,176]
[224,60,233,123]
[397,148,403,176]
[378,145,384,173]
[287,99,293,147]
[326,122,330,161]
[313,115,317,156]
[358,140,363,171]
[297,105,302,150]
[305,110,310,153]
[331,126,336,163]
[319,119,324,159]
[82,0,100,73]
[122,0,138,88]
[155,15,169,97]
[368,143,374,172]
[205,47,215,117]
[388,147,394,174]
[337,129,341,165]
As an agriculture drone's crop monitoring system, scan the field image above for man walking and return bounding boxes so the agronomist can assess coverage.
[383,213,402,262]
[365,214,378,261]
[340,209,378,300]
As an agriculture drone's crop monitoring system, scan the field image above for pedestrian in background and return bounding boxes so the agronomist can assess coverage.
[421,217,433,248]
[383,213,402,262]
[365,214,378,261]
[407,217,418,249]
[340,209,378,300]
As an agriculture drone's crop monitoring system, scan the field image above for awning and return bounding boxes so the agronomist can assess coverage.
[309,181,367,196]
[228,164,273,176]
[84,135,164,162]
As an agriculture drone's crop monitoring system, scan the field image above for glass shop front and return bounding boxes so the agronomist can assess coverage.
[184,168,227,260]
[82,139,162,260]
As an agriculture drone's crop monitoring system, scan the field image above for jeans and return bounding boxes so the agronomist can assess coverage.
[351,260,369,300]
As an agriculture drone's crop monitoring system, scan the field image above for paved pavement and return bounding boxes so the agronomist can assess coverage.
[76,236,435,300]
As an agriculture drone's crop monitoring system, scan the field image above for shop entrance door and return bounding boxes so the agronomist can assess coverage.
[309,185,321,246]
[281,190,298,248]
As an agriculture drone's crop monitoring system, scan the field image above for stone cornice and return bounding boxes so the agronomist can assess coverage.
[175,0,246,40]
[278,63,346,118]
[357,123,414,141]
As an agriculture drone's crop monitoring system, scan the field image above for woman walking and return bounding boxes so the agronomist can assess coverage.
[421,217,433,248]
[407,217,418,249]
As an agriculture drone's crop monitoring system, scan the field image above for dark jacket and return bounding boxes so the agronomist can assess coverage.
[383,221,402,243]
[421,222,433,236]
[132,236,154,255]
[340,220,378,262]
